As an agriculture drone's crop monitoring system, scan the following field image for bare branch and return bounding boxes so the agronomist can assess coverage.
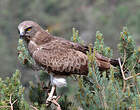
[118,58,126,80]
[118,58,140,81]
[0,106,11,108]
[9,94,17,110]
[30,105,38,110]
[10,94,13,110]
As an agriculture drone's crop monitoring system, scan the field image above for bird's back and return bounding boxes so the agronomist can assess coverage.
[28,33,89,76]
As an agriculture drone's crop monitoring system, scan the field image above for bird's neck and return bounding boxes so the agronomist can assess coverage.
[31,31,53,45]
[27,30,54,56]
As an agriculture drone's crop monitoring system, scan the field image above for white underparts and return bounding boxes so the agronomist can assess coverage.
[50,75,67,88]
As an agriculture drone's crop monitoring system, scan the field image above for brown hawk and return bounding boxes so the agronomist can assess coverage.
[18,21,118,106]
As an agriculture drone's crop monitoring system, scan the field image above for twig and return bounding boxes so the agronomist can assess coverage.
[30,105,38,110]
[118,58,140,93]
[10,94,13,110]
[125,73,140,80]
[118,58,126,80]
[118,58,140,81]
[9,94,17,110]
[0,94,17,110]
[51,96,61,110]
[0,106,11,108]
[122,80,126,92]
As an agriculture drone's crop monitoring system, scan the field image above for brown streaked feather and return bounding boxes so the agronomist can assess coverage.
[19,21,119,76]
[52,37,89,54]
[28,34,118,75]
[32,41,88,75]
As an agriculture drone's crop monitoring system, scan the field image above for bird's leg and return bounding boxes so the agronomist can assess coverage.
[51,96,61,110]
[46,85,56,105]
[46,86,61,109]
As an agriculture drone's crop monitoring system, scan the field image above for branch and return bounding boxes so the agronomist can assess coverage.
[9,94,17,110]
[118,58,140,81]
[30,105,38,110]
[0,106,11,109]
[118,58,140,92]
[51,96,61,110]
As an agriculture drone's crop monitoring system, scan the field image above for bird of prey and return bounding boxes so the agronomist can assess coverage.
[18,21,118,105]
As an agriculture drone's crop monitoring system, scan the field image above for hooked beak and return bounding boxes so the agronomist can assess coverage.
[18,28,25,38]
[20,31,25,38]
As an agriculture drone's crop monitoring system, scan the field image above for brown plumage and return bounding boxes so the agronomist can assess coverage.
[18,21,119,106]
[18,21,119,75]
[18,21,118,86]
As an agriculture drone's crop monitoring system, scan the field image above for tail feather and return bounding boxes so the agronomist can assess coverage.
[82,45,120,68]
[110,59,119,67]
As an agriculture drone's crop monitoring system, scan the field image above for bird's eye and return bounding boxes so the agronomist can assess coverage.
[25,27,32,32]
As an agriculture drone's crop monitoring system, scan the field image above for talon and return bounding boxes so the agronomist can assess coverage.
[46,96,53,107]
[47,96,53,102]
[46,100,51,107]
[52,96,57,99]
[46,86,56,106]
[45,85,61,110]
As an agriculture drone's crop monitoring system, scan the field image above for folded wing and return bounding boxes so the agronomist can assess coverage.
[32,40,88,75]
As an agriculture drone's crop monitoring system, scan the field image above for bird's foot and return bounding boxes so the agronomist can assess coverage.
[46,96,52,106]
[45,85,61,109]
[51,96,61,110]
[46,95,57,102]
[46,95,61,110]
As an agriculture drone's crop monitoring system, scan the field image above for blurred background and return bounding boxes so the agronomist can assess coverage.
[0,0,140,93]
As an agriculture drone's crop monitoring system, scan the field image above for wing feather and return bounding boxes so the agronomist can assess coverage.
[32,40,88,75]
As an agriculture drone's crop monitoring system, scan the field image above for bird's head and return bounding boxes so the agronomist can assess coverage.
[18,21,42,41]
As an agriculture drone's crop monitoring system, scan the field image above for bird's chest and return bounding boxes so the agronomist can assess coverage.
[28,41,39,56]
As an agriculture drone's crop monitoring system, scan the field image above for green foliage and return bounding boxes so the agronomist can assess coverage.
[28,81,48,110]
[118,27,140,73]
[94,31,113,57]
[29,82,46,106]
[0,0,140,109]
[17,39,34,66]
[71,28,80,43]
[2,26,140,110]
[77,27,140,109]
[0,70,30,110]
[118,27,135,58]
[15,26,140,109]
